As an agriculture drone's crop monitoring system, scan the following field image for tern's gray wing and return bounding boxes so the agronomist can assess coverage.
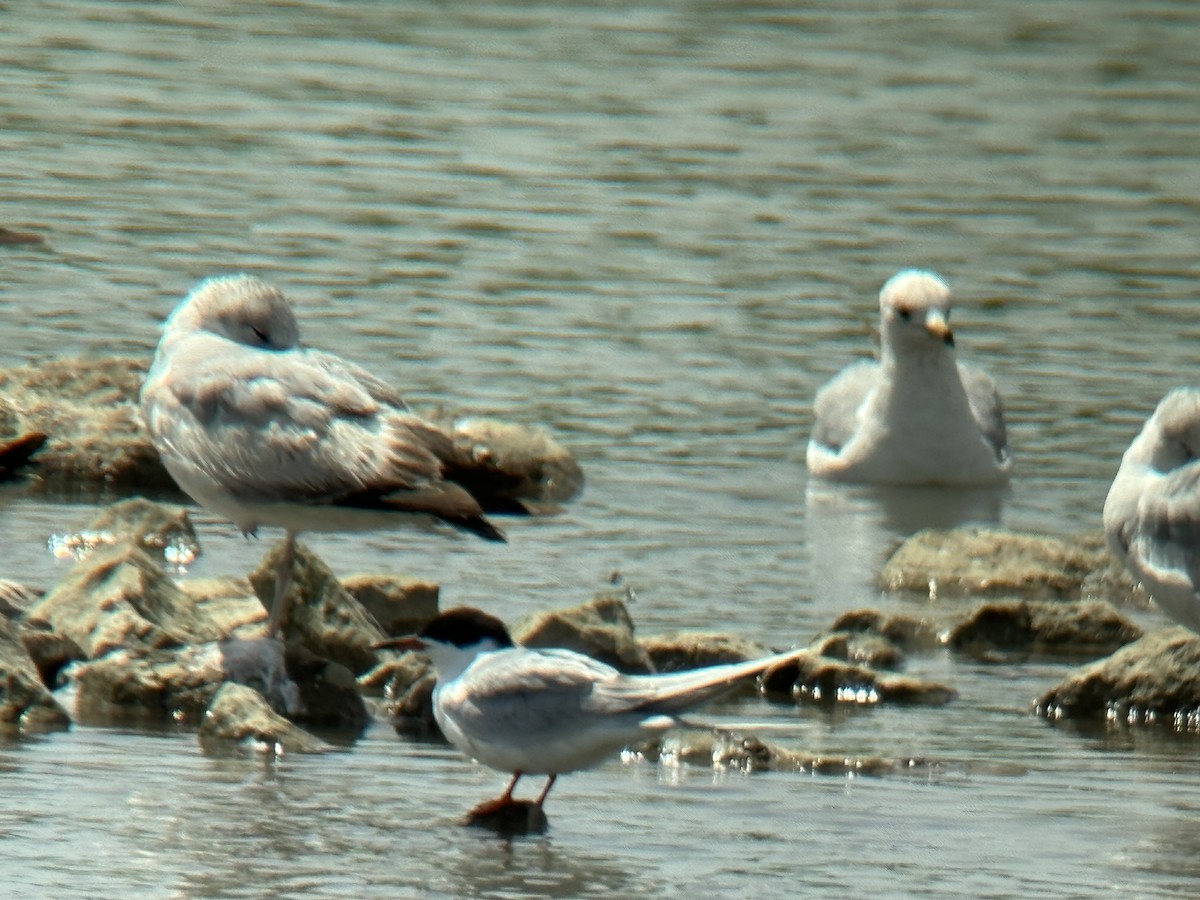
[588,648,804,715]
[810,360,880,454]
[958,361,1009,463]
[439,649,623,732]
[141,336,487,520]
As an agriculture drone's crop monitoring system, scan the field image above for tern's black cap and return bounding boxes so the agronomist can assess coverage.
[420,607,515,649]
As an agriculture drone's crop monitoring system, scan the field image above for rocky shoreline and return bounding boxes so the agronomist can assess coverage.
[2,356,1199,781]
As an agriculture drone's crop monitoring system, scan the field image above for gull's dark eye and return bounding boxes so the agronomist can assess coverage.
[251,326,269,344]
[895,306,912,321]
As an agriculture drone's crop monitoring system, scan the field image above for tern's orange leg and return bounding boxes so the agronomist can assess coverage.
[534,774,557,809]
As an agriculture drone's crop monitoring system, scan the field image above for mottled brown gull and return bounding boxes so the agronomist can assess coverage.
[140,274,509,637]
[1104,387,1200,633]
[807,269,1012,486]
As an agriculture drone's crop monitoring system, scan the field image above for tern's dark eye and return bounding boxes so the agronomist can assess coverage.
[895,306,912,321]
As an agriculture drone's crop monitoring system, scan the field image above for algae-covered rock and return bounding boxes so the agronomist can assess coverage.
[247,538,386,675]
[809,631,906,670]
[0,431,47,481]
[52,498,200,566]
[24,542,222,659]
[827,608,943,651]
[761,652,956,707]
[879,528,1115,600]
[640,631,770,672]
[64,644,226,725]
[513,591,652,673]
[949,599,1142,657]
[341,574,439,637]
[283,644,368,729]
[199,682,328,754]
[0,356,171,492]
[370,651,436,731]
[450,416,584,505]
[0,614,71,733]
[1036,627,1200,727]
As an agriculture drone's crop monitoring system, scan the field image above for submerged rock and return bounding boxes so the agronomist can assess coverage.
[199,682,328,754]
[247,538,386,675]
[655,730,953,778]
[1036,627,1200,728]
[513,591,652,673]
[879,528,1117,601]
[948,599,1142,658]
[463,799,549,836]
[0,614,71,733]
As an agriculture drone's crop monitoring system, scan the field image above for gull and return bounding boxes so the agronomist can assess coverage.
[807,269,1012,486]
[374,606,803,817]
[140,274,510,637]
[1103,387,1200,633]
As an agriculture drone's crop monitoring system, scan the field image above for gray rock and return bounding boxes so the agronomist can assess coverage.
[948,599,1142,657]
[879,528,1119,601]
[1036,627,1200,727]
[246,538,386,675]
[199,682,328,754]
[341,574,439,637]
[513,591,652,673]
[0,614,71,733]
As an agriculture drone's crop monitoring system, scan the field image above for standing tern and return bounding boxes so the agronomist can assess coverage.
[140,274,512,637]
[375,606,804,816]
[807,269,1012,486]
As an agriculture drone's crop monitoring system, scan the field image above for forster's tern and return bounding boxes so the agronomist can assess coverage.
[807,269,1011,486]
[376,606,803,816]
[140,275,511,637]
[1104,387,1200,633]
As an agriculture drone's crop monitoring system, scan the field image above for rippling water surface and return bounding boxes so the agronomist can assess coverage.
[3,2,1200,896]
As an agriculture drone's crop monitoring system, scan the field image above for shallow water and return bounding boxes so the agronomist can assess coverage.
[2,1,1200,896]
